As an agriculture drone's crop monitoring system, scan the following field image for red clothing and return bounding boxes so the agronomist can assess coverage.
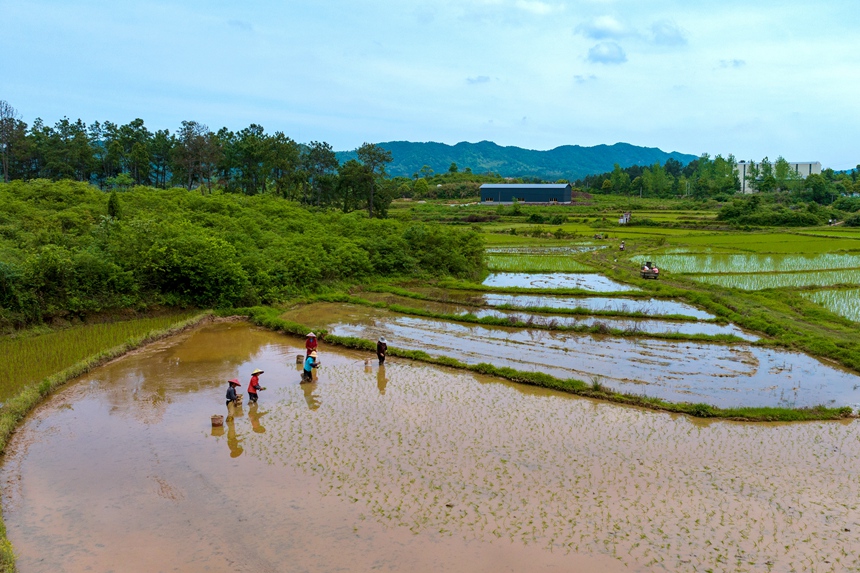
[248,374,261,394]
[306,338,318,355]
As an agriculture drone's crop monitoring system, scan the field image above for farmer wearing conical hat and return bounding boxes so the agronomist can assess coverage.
[247,369,266,404]
[302,351,319,383]
[226,378,241,419]
[305,332,318,357]
[376,336,388,366]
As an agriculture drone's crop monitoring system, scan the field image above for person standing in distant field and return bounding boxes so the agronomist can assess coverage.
[247,369,265,404]
[376,336,388,365]
[226,378,241,419]
[305,332,318,356]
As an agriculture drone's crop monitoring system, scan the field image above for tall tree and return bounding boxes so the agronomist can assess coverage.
[173,120,209,190]
[302,141,338,206]
[0,100,23,182]
[355,143,392,218]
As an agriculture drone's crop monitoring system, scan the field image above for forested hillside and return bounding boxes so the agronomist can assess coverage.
[336,141,697,180]
[0,180,484,329]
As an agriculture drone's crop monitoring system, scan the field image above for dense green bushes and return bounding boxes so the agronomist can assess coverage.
[0,180,485,328]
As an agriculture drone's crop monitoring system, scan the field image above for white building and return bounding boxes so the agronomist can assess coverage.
[735,161,821,194]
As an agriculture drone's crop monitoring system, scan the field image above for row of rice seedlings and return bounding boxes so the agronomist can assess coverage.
[643,253,860,275]
[691,269,860,290]
[801,289,860,323]
[0,311,200,401]
[486,254,594,273]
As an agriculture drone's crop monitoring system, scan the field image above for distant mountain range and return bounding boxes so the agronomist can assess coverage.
[335,141,697,181]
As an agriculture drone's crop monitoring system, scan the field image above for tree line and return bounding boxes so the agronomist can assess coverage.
[0,101,399,217]
[578,154,860,203]
[0,180,485,329]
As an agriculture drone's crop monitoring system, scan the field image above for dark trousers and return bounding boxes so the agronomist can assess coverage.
[377,353,385,365]
[248,392,258,403]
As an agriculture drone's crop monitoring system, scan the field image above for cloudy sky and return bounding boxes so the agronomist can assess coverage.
[2,0,858,169]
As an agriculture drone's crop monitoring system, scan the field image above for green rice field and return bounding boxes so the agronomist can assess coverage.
[802,289,860,322]
[0,312,200,402]
[645,253,860,274]
[671,232,860,253]
[691,269,860,290]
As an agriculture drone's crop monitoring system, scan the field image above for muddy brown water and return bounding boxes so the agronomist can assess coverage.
[407,288,715,319]
[3,321,860,572]
[360,292,755,340]
[483,273,639,291]
[284,302,860,409]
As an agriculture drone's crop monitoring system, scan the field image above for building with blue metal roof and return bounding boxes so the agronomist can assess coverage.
[479,183,572,203]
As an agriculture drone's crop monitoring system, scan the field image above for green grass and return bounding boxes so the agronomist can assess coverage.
[0,311,201,402]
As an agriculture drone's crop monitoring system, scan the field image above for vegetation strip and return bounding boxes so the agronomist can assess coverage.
[0,311,212,572]
[305,294,745,344]
[235,306,854,422]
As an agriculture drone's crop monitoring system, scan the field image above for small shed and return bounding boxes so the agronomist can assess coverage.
[480,183,572,204]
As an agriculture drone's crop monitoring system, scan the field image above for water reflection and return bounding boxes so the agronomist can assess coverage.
[303,382,321,411]
[226,417,244,458]
[248,403,267,433]
[377,365,388,395]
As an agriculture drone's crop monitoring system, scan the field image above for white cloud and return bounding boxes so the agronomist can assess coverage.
[574,74,597,84]
[587,42,627,64]
[650,19,687,46]
[467,75,491,84]
[514,0,557,16]
[576,16,629,40]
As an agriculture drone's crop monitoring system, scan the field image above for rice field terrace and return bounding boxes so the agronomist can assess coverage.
[483,273,639,291]
[355,292,754,340]
[801,288,860,323]
[281,302,860,409]
[0,311,201,402]
[642,253,860,274]
[6,322,860,573]
[485,254,595,272]
[691,269,860,290]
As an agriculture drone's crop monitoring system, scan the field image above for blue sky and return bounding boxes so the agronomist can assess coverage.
[2,0,858,169]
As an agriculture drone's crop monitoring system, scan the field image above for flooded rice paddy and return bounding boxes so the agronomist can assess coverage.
[483,273,639,291]
[284,303,860,409]
[485,254,594,272]
[359,292,754,340]
[647,253,860,275]
[401,288,715,319]
[4,321,860,573]
[802,288,860,323]
[692,270,860,290]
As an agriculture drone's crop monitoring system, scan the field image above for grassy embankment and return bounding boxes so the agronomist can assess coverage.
[230,306,853,423]
[0,311,211,572]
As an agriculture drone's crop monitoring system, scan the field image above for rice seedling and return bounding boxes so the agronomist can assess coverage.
[691,270,860,290]
[801,289,860,323]
[642,253,860,275]
[0,311,201,402]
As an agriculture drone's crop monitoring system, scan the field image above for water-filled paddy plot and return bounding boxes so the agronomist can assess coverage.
[483,272,638,291]
[4,321,860,573]
[284,301,860,408]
